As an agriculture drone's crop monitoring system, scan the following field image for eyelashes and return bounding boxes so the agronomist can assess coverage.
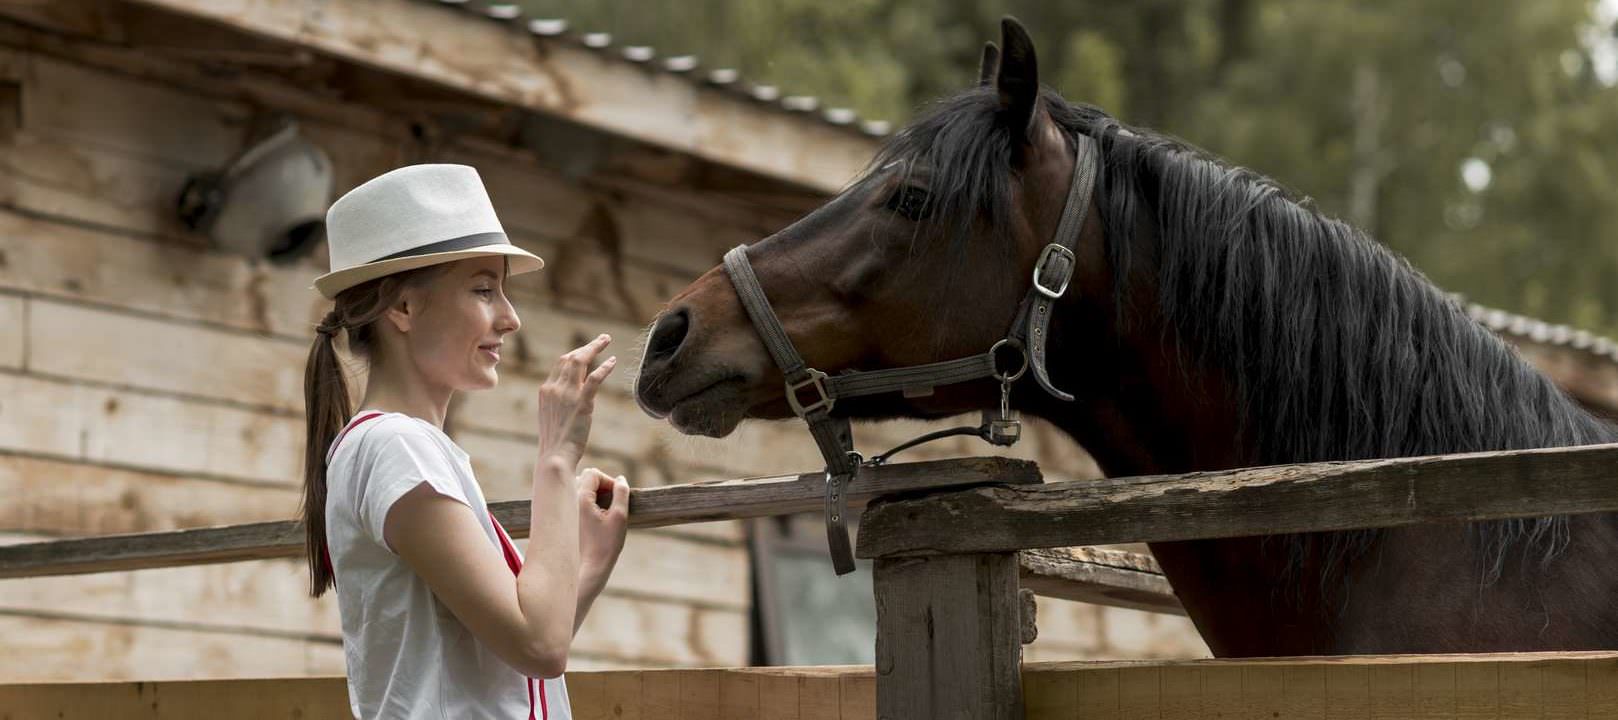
[884,185,932,221]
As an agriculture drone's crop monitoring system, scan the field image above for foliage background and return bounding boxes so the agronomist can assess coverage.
[523,0,1618,336]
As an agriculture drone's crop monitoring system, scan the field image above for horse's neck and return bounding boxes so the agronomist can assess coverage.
[1023,291,1252,477]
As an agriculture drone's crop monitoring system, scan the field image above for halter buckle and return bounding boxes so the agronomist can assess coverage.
[786,368,834,417]
[1033,243,1076,299]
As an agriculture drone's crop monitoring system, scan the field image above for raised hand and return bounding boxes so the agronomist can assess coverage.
[535,334,616,473]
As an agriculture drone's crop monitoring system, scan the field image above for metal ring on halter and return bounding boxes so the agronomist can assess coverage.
[990,338,1029,382]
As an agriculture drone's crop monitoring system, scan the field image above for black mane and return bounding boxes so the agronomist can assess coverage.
[869,86,1618,589]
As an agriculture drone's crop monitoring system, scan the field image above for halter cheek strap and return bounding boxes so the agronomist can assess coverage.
[721,132,1100,575]
[1010,132,1100,401]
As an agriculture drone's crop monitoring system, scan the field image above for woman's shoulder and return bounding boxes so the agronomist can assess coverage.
[349,412,469,466]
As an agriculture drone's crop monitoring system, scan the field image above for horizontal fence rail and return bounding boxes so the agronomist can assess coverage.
[5,652,1617,718]
[0,457,1038,579]
[858,442,1618,558]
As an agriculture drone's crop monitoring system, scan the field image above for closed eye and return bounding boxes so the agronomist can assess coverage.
[884,185,931,221]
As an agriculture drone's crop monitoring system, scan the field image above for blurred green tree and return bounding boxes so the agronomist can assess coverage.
[522,0,1618,335]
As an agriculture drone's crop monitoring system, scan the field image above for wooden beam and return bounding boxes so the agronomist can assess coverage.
[859,442,1618,558]
[1019,547,1184,616]
[0,0,125,41]
[119,0,877,194]
[2,654,1614,717]
[874,553,1024,719]
[0,457,1037,579]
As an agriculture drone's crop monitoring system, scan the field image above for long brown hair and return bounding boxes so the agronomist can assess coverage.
[301,265,446,597]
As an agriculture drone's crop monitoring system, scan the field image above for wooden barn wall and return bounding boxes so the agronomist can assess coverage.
[0,15,1206,681]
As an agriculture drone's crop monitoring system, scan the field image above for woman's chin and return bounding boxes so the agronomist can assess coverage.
[464,368,499,390]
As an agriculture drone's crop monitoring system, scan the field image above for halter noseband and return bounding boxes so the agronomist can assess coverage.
[722,133,1100,574]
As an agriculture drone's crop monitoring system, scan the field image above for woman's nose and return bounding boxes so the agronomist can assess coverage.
[498,298,521,334]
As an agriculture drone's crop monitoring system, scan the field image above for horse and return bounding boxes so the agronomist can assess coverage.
[632,18,1618,656]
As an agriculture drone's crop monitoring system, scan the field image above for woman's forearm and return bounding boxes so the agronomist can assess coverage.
[516,454,580,667]
[572,559,614,631]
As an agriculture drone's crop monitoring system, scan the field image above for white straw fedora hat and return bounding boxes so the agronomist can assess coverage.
[312,163,544,298]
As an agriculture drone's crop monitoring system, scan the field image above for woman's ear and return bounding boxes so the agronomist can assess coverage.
[383,287,418,334]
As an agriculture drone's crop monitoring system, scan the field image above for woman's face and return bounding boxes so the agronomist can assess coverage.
[400,255,522,391]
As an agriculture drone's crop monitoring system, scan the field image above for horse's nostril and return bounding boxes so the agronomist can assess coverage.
[646,306,691,363]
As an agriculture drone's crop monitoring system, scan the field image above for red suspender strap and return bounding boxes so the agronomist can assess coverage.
[488,512,548,720]
[321,411,385,579]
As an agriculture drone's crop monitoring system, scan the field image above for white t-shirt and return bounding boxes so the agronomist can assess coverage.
[325,410,572,719]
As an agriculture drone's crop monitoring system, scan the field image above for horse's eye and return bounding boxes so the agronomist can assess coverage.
[884,185,931,221]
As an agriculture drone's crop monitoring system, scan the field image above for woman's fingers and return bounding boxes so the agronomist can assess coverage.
[609,475,630,518]
[557,334,612,385]
[583,356,617,394]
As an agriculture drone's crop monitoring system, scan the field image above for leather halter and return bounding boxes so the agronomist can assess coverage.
[722,133,1100,574]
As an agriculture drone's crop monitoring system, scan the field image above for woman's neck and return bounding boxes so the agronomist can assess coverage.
[358,359,453,429]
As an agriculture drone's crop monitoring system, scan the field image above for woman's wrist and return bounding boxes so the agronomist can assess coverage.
[578,560,611,594]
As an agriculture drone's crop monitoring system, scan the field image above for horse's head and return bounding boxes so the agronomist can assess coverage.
[635,19,1109,439]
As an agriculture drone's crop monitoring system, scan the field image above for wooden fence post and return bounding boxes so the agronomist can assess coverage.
[873,553,1023,719]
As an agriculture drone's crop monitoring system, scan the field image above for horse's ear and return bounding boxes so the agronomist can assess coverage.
[977,42,1000,87]
[995,17,1039,139]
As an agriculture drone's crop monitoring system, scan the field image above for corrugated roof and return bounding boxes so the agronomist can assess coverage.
[1465,300,1618,362]
[434,0,894,138]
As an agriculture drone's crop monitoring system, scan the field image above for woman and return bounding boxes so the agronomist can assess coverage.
[300,163,627,719]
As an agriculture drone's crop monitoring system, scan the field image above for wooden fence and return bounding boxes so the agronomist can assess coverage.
[4,444,1618,718]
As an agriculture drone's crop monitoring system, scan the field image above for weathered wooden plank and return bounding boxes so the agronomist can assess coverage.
[1453,660,1498,719]
[1025,666,1080,720]
[1541,657,1585,720]
[0,536,336,637]
[0,674,350,715]
[757,673,800,720]
[122,0,876,194]
[1018,546,1183,615]
[3,658,1612,718]
[602,532,748,611]
[2,517,746,617]
[873,553,1023,719]
[0,371,303,487]
[859,443,1618,557]
[18,50,244,169]
[0,452,298,538]
[0,0,127,40]
[0,205,326,338]
[0,557,746,667]
[613,456,1040,529]
[0,613,346,682]
[1590,655,1618,718]
[27,297,306,412]
[839,673,876,720]
[0,293,22,369]
[0,457,1036,578]
[642,670,681,718]
[0,128,194,239]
